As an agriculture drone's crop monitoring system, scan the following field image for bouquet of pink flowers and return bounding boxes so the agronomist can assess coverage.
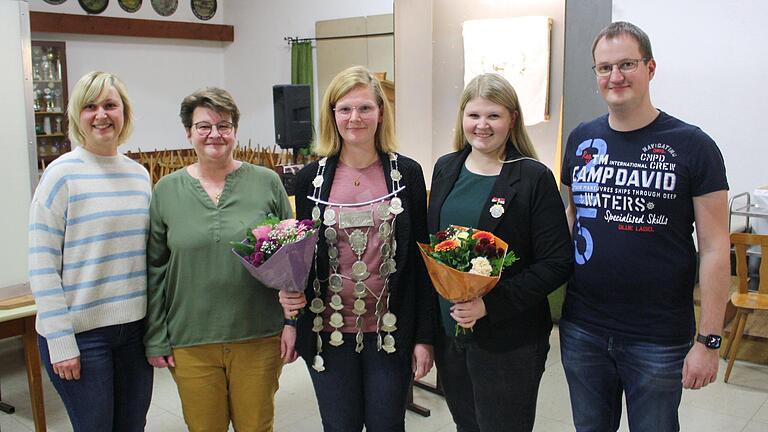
[231,216,320,292]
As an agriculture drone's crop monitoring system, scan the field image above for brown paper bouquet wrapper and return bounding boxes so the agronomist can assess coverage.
[417,234,508,302]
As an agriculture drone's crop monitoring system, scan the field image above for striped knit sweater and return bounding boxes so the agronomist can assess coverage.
[28,146,151,363]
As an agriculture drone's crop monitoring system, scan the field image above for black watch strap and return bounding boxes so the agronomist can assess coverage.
[283,318,297,327]
[696,333,722,349]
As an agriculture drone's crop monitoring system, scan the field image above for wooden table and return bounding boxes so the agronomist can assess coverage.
[0,305,46,431]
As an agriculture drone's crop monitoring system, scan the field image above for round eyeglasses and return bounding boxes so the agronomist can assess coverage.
[193,121,234,137]
[592,58,650,76]
[333,104,378,119]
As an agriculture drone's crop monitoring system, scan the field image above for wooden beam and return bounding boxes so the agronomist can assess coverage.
[30,12,234,42]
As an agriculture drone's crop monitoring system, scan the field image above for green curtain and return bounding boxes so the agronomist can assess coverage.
[291,41,314,125]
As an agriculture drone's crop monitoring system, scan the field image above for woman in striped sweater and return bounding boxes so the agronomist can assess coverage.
[27,71,153,431]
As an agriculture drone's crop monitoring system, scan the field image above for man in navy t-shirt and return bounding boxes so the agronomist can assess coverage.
[560,21,730,431]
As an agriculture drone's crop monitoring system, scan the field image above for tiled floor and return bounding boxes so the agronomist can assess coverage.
[0,327,766,431]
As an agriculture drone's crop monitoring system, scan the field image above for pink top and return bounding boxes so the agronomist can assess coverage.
[323,160,391,333]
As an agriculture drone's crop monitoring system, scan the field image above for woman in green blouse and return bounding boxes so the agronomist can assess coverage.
[144,87,295,432]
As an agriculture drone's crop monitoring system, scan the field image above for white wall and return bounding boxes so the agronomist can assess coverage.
[613,0,767,196]
[223,0,394,150]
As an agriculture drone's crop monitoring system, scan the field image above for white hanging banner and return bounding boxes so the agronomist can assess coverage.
[463,16,552,126]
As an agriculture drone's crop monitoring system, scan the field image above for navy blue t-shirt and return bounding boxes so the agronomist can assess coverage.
[560,111,728,342]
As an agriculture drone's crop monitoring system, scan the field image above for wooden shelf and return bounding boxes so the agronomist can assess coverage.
[30,12,235,42]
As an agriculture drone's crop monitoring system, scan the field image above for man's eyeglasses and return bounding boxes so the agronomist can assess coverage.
[592,58,650,76]
[193,121,234,136]
[333,104,378,119]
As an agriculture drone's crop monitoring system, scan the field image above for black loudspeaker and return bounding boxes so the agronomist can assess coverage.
[273,85,312,149]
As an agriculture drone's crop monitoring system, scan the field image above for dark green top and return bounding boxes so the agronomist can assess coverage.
[144,163,293,356]
[437,164,497,337]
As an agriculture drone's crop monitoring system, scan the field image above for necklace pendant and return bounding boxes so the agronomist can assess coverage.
[354,178,361,187]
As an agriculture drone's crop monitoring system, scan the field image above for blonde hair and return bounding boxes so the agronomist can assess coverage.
[314,66,396,156]
[452,73,538,160]
[67,71,133,146]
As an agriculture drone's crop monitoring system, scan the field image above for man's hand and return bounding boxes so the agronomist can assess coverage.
[280,325,299,364]
[53,357,81,380]
[682,342,719,389]
[147,355,176,368]
[451,298,487,329]
[278,291,307,318]
[412,344,434,380]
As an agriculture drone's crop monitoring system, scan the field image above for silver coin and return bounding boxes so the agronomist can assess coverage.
[329,331,344,346]
[383,334,396,346]
[352,261,368,278]
[378,202,391,220]
[330,312,343,327]
[382,312,397,327]
[311,206,321,220]
[309,298,325,313]
[353,299,366,312]
[379,262,391,277]
[312,355,325,372]
[380,243,391,258]
[312,175,324,188]
[389,197,403,215]
[313,323,325,332]
[323,208,336,223]
[390,169,402,182]
[329,274,343,290]
[330,294,343,310]
[328,246,339,259]
[386,258,397,274]
[379,221,392,238]
[313,316,324,327]
[354,282,367,296]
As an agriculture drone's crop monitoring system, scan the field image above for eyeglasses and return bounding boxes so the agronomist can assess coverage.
[592,58,650,76]
[333,104,378,119]
[193,121,234,136]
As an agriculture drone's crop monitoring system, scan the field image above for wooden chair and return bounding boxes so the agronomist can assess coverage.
[722,232,768,382]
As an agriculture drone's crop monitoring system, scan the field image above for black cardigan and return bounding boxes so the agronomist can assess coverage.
[428,146,574,351]
[294,152,436,362]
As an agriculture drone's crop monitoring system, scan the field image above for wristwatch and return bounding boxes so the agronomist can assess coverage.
[283,318,297,327]
[696,333,722,349]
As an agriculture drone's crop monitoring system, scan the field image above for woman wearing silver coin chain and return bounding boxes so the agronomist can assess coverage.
[279,66,435,431]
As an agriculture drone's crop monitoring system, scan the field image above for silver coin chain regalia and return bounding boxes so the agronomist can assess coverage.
[307,153,405,372]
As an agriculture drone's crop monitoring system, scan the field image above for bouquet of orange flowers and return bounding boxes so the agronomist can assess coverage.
[418,225,518,303]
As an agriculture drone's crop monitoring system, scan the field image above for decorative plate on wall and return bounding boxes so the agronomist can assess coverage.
[118,0,142,13]
[42,0,68,5]
[151,0,177,17]
[191,0,217,21]
[78,0,108,15]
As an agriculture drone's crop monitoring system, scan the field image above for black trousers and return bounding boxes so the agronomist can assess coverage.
[435,331,549,432]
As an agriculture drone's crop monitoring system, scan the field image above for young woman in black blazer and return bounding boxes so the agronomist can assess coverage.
[428,73,573,432]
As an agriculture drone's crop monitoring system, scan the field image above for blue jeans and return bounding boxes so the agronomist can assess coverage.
[434,332,549,432]
[559,319,692,432]
[38,320,154,432]
[307,332,412,432]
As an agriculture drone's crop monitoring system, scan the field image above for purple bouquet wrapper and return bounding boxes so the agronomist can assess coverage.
[232,232,319,292]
